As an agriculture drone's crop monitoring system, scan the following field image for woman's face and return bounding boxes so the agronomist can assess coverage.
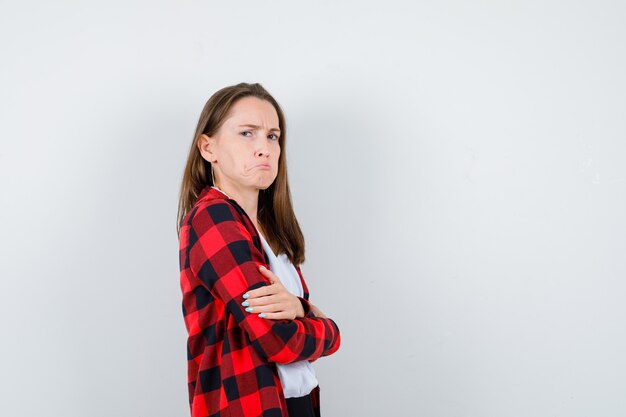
[199,96,281,192]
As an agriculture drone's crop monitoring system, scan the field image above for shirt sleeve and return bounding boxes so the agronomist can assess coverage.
[184,199,341,364]
[294,264,342,363]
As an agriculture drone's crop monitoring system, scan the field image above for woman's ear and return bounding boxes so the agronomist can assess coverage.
[197,134,217,162]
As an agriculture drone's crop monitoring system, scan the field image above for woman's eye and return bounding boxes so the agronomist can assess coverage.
[241,131,278,140]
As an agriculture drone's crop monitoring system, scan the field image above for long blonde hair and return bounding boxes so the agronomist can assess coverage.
[176,82,305,266]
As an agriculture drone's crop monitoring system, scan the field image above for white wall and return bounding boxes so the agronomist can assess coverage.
[1,1,625,416]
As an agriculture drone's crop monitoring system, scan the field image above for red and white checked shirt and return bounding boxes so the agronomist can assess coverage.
[179,185,341,417]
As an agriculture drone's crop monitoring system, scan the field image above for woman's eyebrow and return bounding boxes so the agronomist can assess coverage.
[238,123,281,133]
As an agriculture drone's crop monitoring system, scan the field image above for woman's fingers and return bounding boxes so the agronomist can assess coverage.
[243,285,272,300]
[255,311,294,320]
[243,283,279,301]
[243,303,283,315]
[242,294,279,308]
[309,303,327,318]
[258,265,282,284]
[241,265,301,319]
[243,266,284,300]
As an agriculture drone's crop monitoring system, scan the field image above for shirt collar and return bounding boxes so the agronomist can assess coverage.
[196,184,231,202]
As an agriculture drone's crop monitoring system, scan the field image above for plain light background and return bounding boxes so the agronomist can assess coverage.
[1,1,625,416]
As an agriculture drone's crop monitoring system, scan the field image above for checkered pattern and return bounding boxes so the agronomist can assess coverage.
[179,185,341,417]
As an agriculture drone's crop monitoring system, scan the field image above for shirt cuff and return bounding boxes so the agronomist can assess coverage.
[297,296,316,318]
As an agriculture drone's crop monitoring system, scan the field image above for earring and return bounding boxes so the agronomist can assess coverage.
[210,163,217,187]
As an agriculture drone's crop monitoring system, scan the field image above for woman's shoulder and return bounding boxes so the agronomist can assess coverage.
[187,198,244,229]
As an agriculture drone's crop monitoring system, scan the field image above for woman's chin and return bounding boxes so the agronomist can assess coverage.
[256,176,276,190]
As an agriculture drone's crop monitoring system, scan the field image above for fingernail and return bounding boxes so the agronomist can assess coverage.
[245,307,254,312]
[259,265,266,270]
[243,293,249,299]
[259,313,266,318]
[241,301,249,307]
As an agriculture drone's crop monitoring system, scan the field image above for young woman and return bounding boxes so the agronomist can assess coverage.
[177,82,341,417]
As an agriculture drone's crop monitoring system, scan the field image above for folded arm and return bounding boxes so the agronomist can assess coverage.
[183,200,341,364]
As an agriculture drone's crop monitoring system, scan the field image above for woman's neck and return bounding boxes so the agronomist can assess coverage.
[212,183,260,228]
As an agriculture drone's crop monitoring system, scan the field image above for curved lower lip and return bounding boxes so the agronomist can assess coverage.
[255,164,271,169]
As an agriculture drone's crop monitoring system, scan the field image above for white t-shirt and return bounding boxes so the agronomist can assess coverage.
[257,230,319,398]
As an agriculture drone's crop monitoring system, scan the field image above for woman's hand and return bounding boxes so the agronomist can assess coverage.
[309,303,327,318]
[241,265,305,320]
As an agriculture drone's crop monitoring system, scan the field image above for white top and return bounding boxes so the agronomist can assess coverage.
[257,230,319,398]
[210,187,318,398]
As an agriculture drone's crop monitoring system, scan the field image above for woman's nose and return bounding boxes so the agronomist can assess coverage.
[255,137,271,156]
